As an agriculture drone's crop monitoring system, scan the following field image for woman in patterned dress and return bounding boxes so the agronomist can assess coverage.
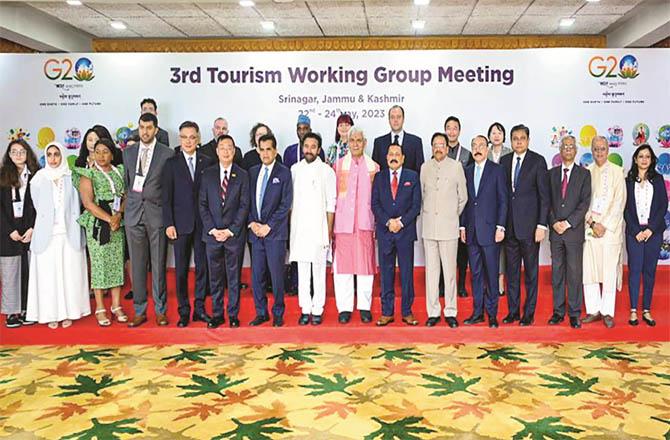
[73,138,127,326]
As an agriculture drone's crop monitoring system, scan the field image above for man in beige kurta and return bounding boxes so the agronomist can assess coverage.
[582,136,626,328]
[421,132,468,327]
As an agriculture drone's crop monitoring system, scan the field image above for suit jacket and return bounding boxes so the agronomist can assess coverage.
[161,151,214,235]
[130,127,170,147]
[500,150,550,240]
[248,162,293,242]
[0,180,36,256]
[199,163,250,244]
[448,143,474,168]
[29,174,84,254]
[547,164,591,243]
[192,139,243,166]
[282,142,325,169]
[460,160,508,246]
[624,175,668,236]
[371,168,421,243]
[372,131,425,173]
[123,141,174,228]
[420,157,468,241]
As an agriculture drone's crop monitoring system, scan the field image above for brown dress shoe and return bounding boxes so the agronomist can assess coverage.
[156,314,169,326]
[402,314,419,326]
[376,315,394,326]
[603,315,615,328]
[582,312,602,324]
[128,314,147,328]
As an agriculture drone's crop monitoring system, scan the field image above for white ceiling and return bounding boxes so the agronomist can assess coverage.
[24,0,646,39]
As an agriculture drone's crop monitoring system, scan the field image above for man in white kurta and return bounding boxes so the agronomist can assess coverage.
[289,133,336,325]
[582,136,626,328]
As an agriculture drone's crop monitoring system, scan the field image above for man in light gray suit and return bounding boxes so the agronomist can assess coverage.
[124,112,174,327]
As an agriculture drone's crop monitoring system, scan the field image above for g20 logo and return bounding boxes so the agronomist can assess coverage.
[43,57,95,81]
[588,54,639,79]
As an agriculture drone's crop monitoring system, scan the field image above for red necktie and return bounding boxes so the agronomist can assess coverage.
[391,171,398,200]
[561,168,569,199]
[220,170,229,203]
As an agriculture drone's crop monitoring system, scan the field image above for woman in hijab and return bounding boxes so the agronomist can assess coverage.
[26,142,90,328]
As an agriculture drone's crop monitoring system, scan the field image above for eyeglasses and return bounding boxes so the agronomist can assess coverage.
[9,150,27,157]
[560,145,576,151]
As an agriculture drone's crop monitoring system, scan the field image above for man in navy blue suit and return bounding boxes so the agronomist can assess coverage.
[500,124,550,327]
[459,135,508,328]
[248,134,293,327]
[372,143,422,326]
[199,135,249,329]
[162,121,214,328]
[372,105,425,173]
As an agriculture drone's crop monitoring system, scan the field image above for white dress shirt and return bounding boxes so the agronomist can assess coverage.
[255,160,276,218]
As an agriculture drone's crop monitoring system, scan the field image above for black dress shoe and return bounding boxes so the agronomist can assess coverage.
[502,313,520,324]
[208,316,225,328]
[457,287,468,298]
[548,314,564,325]
[249,315,269,326]
[193,312,212,324]
[298,314,310,325]
[569,316,581,329]
[229,317,240,328]
[124,291,133,300]
[489,317,499,328]
[499,290,505,297]
[425,317,440,327]
[5,314,21,328]
[273,316,284,327]
[463,315,484,325]
[311,315,322,325]
[177,317,189,328]
[338,312,351,324]
[519,315,534,326]
[360,310,372,323]
[642,313,656,327]
[445,317,459,328]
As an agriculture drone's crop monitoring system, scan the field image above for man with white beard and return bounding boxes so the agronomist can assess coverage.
[289,132,336,326]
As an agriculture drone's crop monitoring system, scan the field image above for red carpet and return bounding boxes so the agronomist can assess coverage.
[2,267,668,345]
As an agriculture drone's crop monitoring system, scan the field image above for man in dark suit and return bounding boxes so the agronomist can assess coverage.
[197,117,243,166]
[372,105,425,173]
[547,135,591,329]
[248,134,293,327]
[162,121,214,328]
[129,98,170,147]
[459,135,508,328]
[199,135,250,329]
[123,112,174,327]
[444,115,474,298]
[500,124,550,327]
[371,143,422,327]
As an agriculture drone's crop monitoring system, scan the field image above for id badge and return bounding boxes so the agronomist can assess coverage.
[591,197,605,216]
[112,196,121,212]
[132,174,146,193]
[12,201,23,218]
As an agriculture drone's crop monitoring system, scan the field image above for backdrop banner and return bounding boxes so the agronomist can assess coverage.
[1,48,669,265]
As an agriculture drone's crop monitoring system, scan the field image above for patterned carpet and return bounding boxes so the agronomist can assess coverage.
[0,342,669,439]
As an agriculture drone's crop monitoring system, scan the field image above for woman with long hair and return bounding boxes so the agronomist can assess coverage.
[26,142,90,328]
[325,114,354,166]
[623,144,668,327]
[0,139,40,327]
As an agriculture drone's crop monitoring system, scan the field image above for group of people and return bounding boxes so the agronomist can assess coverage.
[0,99,667,330]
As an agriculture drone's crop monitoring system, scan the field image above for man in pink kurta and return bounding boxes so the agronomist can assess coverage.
[333,127,379,324]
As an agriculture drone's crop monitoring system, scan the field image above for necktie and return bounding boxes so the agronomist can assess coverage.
[220,170,229,204]
[474,164,482,197]
[139,147,149,176]
[188,156,195,180]
[391,170,398,200]
[561,168,569,199]
[258,166,269,218]
[513,156,521,191]
[393,134,399,145]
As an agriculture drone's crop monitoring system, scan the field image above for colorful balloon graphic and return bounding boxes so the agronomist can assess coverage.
[632,123,649,146]
[607,126,624,149]
[66,154,77,170]
[579,153,594,167]
[579,125,597,148]
[550,126,573,149]
[64,127,81,150]
[658,125,670,148]
[551,153,562,167]
[608,153,623,167]
[37,127,55,149]
[657,153,670,176]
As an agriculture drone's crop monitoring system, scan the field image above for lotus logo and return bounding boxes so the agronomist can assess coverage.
[74,57,95,81]
[618,55,638,79]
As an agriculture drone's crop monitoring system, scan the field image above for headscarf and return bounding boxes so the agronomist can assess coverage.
[36,142,71,182]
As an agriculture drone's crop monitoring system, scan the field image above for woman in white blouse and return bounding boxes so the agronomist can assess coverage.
[623,144,668,327]
[26,142,90,328]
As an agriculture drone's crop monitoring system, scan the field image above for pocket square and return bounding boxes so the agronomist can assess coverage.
[272,177,280,184]
[403,181,412,186]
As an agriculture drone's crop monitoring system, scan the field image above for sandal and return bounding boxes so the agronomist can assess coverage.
[62,319,72,329]
[48,322,58,329]
[110,306,128,323]
[95,309,111,327]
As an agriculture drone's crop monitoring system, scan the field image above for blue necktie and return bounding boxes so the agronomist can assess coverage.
[258,166,269,218]
[474,164,482,197]
[187,156,195,180]
[513,156,521,191]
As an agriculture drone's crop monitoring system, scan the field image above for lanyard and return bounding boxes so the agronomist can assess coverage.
[94,162,123,197]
